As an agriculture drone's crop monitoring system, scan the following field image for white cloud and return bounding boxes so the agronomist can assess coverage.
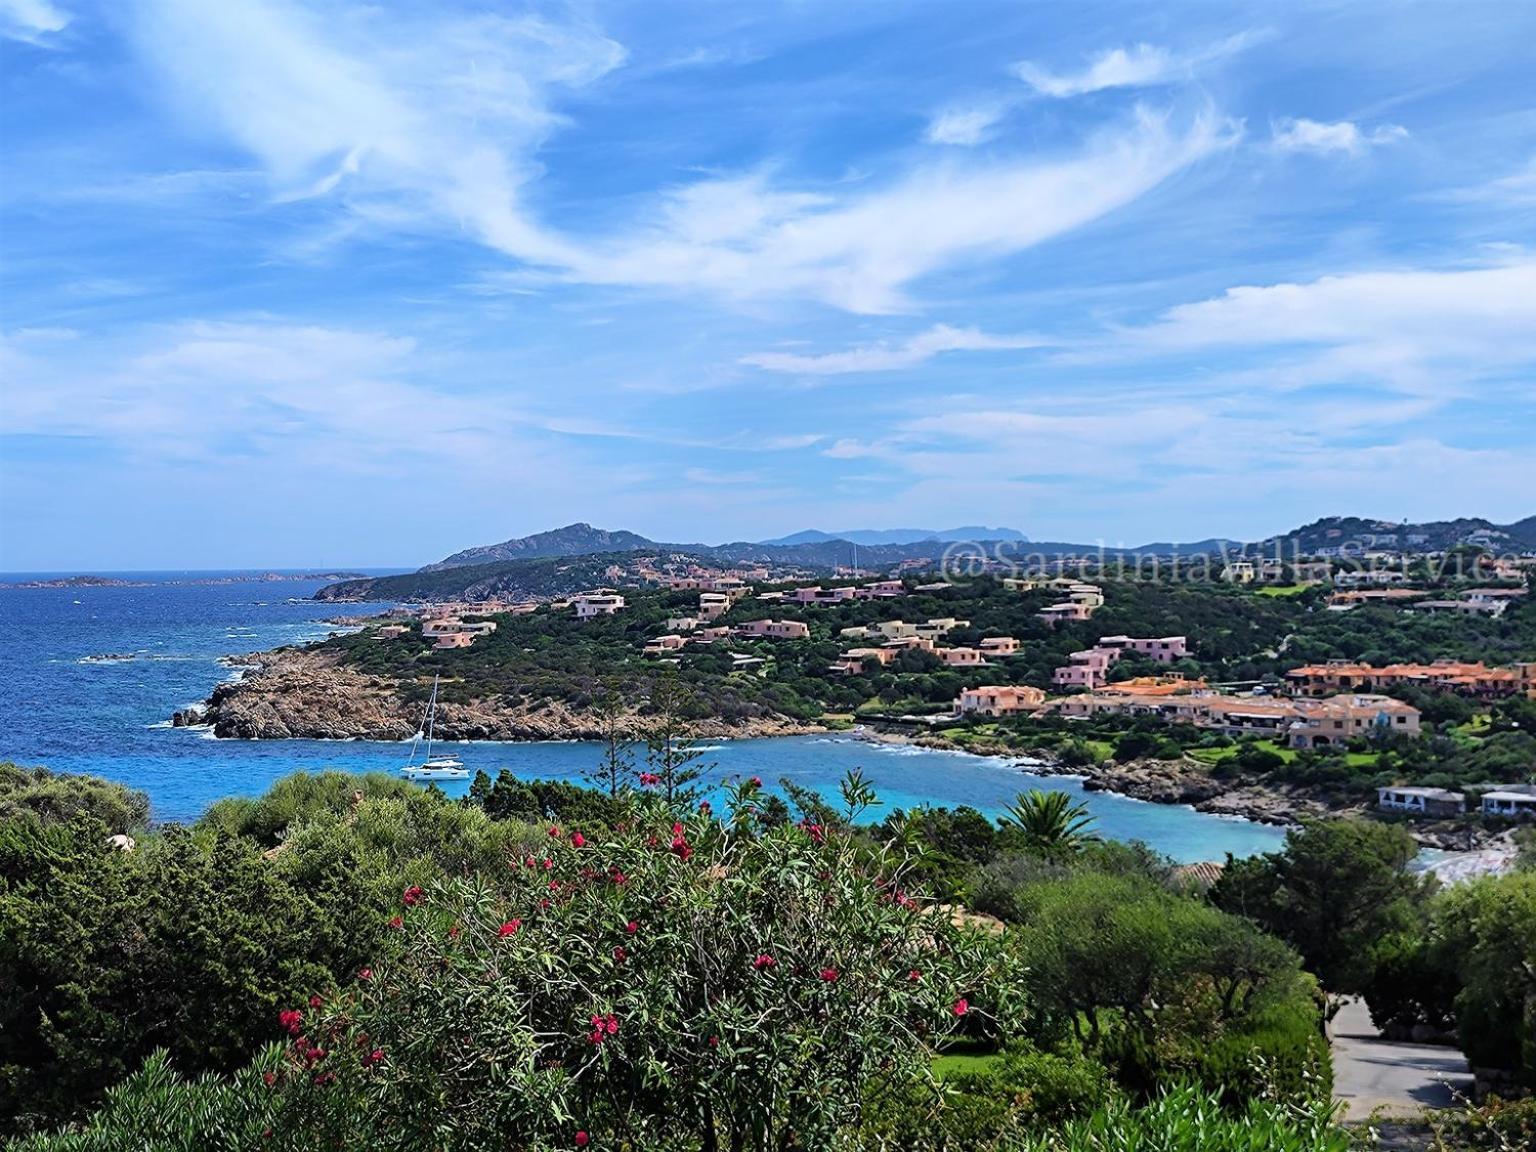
[0,0,68,45]
[124,4,1234,314]
[1014,33,1258,98]
[562,109,1237,312]
[130,0,623,264]
[1271,118,1408,156]
[742,324,1045,375]
[924,104,1006,146]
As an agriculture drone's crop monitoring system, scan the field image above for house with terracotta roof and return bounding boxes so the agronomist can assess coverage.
[954,684,1046,717]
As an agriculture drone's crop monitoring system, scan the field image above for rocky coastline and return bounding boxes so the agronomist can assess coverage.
[173,647,824,743]
[852,725,1504,852]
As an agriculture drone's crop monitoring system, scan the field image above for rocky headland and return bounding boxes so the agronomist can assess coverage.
[174,647,823,742]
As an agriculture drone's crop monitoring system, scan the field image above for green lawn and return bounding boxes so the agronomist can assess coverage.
[932,1049,1003,1079]
[1188,739,1299,765]
[1255,584,1311,598]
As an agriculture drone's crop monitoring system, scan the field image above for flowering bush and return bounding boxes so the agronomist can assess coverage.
[30,778,1014,1151]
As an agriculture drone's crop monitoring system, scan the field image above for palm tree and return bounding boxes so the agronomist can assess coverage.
[1001,789,1099,857]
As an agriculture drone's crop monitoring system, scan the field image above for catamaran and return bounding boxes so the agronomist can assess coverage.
[400,674,469,781]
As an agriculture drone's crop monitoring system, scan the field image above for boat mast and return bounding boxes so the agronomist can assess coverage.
[424,674,439,760]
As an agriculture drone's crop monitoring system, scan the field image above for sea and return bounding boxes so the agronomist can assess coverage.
[0,572,1285,861]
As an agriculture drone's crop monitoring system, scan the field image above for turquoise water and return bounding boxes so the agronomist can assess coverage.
[0,574,1283,861]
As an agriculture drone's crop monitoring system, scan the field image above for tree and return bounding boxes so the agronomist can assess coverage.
[643,676,714,806]
[586,680,638,799]
[1001,790,1098,860]
[1211,820,1431,996]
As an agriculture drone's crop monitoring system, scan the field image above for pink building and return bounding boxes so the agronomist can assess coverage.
[978,636,1019,656]
[856,580,907,599]
[937,647,987,668]
[574,593,626,619]
[736,619,811,640]
[643,634,688,654]
[1038,602,1092,626]
[433,632,474,649]
[1053,648,1116,689]
[1097,635,1188,663]
[955,685,1047,717]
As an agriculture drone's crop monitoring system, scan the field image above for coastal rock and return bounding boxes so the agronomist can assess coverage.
[188,647,824,743]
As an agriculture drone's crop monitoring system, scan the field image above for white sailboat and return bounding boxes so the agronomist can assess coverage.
[400,675,468,781]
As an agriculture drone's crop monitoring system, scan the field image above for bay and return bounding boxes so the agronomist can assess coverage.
[0,573,1283,860]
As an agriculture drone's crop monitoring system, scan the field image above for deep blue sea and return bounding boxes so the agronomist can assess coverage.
[0,573,1284,860]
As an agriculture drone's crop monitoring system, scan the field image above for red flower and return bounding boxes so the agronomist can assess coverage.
[571,831,586,848]
[543,858,554,870]
[402,885,424,907]
[625,920,638,934]
[548,826,561,838]
[748,776,762,787]
[278,1009,303,1036]
[606,1016,619,1035]
[953,998,969,1017]
[613,946,626,962]
[387,915,403,929]
[361,1048,384,1068]
[753,953,776,970]
[803,822,825,845]
[587,1013,620,1045]
[548,879,562,892]
[525,856,536,868]
[498,919,522,937]
[448,924,460,939]
[908,969,921,983]
[308,994,323,1009]
[819,968,839,983]
[575,1133,589,1148]
[698,800,711,814]
[357,967,373,982]
[262,1071,277,1086]
[708,1035,719,1048]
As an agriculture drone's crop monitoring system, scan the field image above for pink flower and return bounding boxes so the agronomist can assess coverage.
[448,924,460,939]
[571,831,586,848]
[548,826,561,838]
[708,1035,719,1048]
[699,800,711,814]
[610,869,628,886]
[753,954,776,971]
[625,920,639,935]
[498,919,522,937]
[387,915,403,929]
[907,969,921,983]
[262,1071,277,1086]
[278,1009,303,1036]
[575,1133,589,1148]
[361,1048,384,1068]
[543,858,554,870]
[308,994,323,1009]
[587,1013,620,1045]
[749,776,762,787]
[357,968,373,982]
[613,946,626,962]
[953,998,969,1017]
[402,885,424,907]
[819,968,839,983]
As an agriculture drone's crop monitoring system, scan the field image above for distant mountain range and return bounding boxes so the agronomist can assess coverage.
[760,526,1029,547]
[315,515,1534,602]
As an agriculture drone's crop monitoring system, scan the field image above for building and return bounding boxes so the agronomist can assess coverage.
[1096,635,1188,663]
[376,625,409,639]
[666,615,701,632]
[830,647,899,675]
[698,593,732,620]
[936,647,987,668]
[916,617,969,638]
[1481,790,1536,820]
[433,632,475,650]
[787,585,858,605]
[1413,599,1507,619]
[857,580,907,599]
[573,592,626,619]
[955,685,1046,717]
[735,619,811,640]
[1051,689,1420,749]
[978,636,1020,656]
[1376,787,1466,817]
[1286,660,1534,700]
[1054,648,1117,689]
[1038,602,1093,626]
[643,634,688,655]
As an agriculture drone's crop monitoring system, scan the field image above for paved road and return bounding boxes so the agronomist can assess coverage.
[1332,998,1472,1120]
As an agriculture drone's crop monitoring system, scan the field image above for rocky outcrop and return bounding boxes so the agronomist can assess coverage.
[181,647,823,742]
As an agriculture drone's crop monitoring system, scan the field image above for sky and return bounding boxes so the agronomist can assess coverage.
[2,0,1535,569]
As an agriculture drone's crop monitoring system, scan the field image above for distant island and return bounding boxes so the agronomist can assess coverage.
[4,571,370,590]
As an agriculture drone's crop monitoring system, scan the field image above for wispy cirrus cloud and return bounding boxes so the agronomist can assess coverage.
[1271,118,1408,156]
[0,0,68,46]
[1013,32,1259,98]
[742,324,1045,375]
[924,103,1008,146]
[121,2,1235,313]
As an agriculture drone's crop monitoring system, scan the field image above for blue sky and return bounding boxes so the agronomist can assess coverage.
[2,0,1534,569]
